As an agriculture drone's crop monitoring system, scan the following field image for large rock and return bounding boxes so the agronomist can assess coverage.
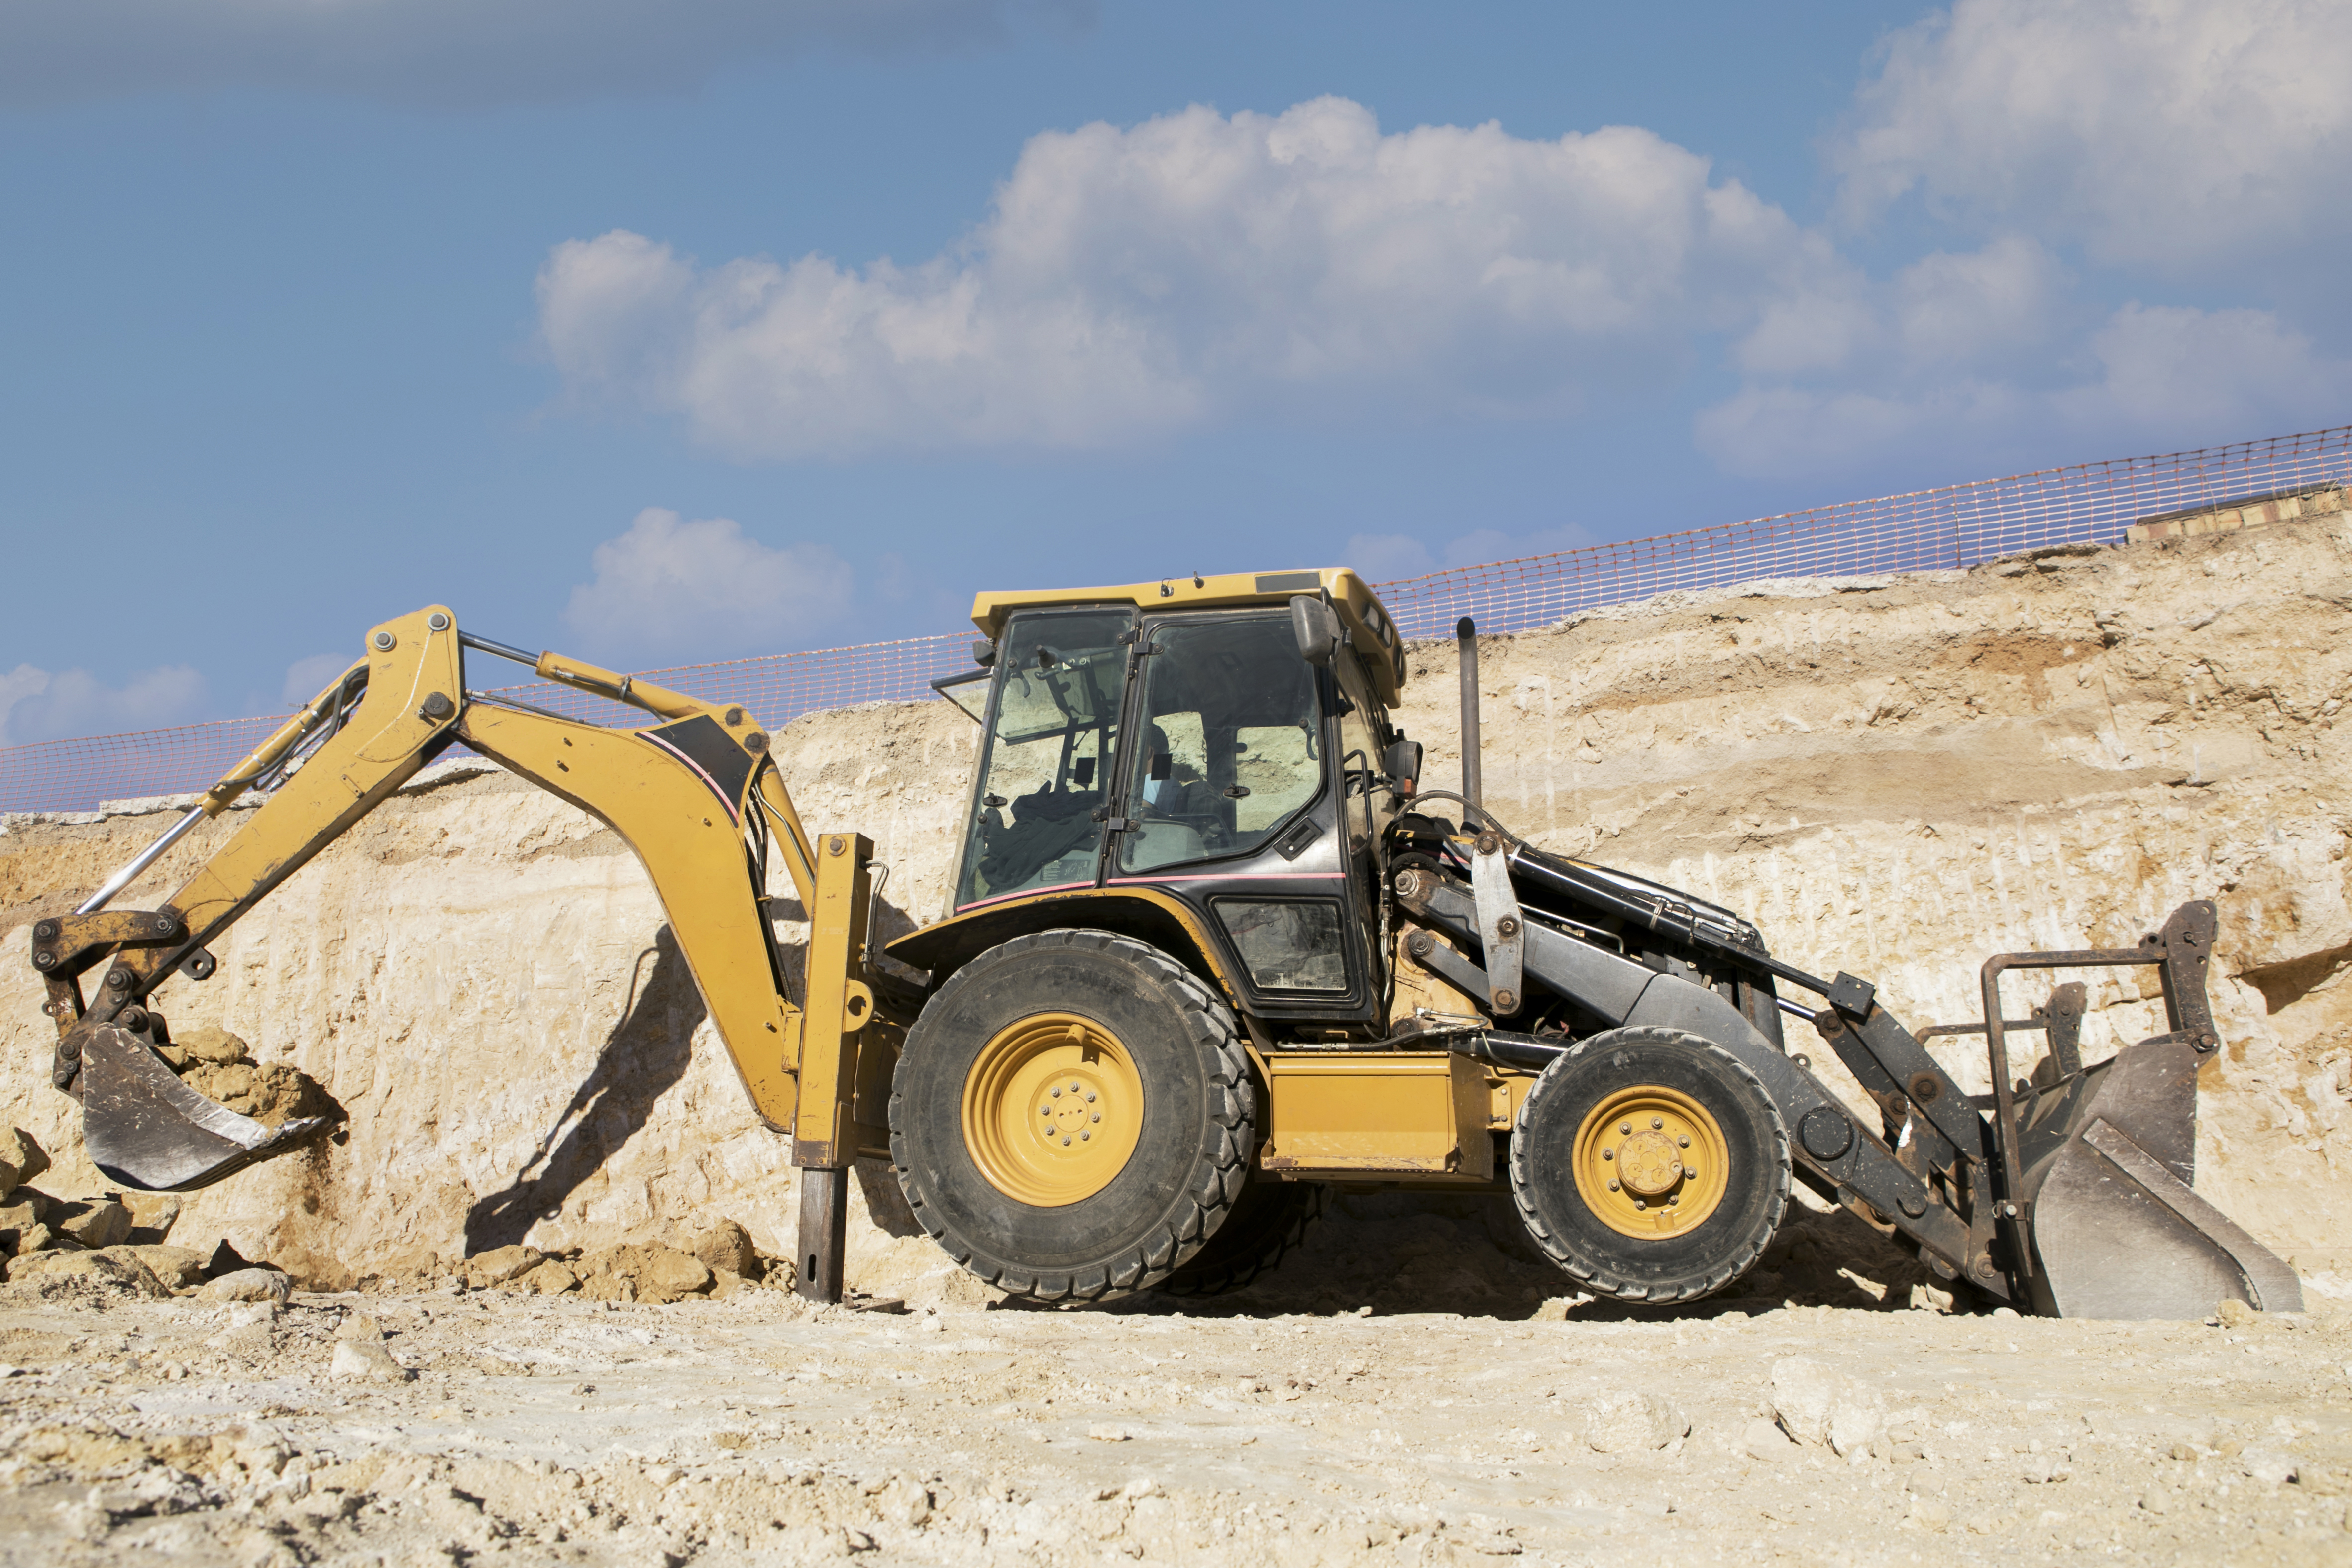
[53,1196,132,1249]
[1771,1356,1886,1457]
[0,1126,48,1199]
[690,1219,759,1279]
[127,1244,206,1290]
[122,1191,180,1245]
[1583,1391,1691,1453]
[330,1338,412,1384]
[461,1244,543,1288]
[201,1267,292,1304]
[4,1246,168,1297]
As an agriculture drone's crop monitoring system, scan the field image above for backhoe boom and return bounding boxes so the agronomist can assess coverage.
[27,606,888,1299]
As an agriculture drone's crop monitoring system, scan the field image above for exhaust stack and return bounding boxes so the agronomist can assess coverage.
[1457,617,1482,809]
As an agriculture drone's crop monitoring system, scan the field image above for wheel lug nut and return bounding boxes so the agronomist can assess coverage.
[1091,1113,1101,1123]
[1607,1179,1619,1192]
[1601,1149,1613,1161]
[1677,1135,1690,1148]
[1633,1199,1646,1210]
[1651,1117,1663,1130]
[1086,1091,1097,1103]
[1051,1087,1062,1097]
[1061,1137,1072,1146]
[1080,1131,1091,1141]
[1619,1123,1631,1135]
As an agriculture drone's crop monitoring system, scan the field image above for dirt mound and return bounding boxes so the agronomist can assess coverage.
[161,1026,338,1127]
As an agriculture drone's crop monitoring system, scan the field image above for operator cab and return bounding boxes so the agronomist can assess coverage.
[925,569,1413,1033]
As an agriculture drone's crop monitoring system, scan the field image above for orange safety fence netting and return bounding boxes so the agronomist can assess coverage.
[5,423,2347,816]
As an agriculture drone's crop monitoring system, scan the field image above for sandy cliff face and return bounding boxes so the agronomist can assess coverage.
[2,510,2346,1287]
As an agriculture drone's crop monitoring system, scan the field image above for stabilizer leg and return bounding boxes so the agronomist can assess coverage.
[796,1165,849,1304]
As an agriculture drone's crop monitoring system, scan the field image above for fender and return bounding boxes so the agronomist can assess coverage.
[888,885,1247,1011]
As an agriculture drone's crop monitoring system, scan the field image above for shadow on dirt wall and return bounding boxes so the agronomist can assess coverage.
[461,895,923,1255]
[464,925,704,1254]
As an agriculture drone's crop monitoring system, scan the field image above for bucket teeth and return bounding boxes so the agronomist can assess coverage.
[78,1025,331,1193]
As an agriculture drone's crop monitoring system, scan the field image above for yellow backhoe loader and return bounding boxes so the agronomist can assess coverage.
[25,574,2301,1319]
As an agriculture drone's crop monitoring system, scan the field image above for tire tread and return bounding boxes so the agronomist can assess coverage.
[1508,1025,1790,1304]
[889,929,1254,1304]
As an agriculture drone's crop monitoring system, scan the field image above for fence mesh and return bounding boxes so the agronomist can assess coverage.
[7,423,2348,815]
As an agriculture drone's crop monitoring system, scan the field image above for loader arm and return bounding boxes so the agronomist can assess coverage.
[28,607,890,1290]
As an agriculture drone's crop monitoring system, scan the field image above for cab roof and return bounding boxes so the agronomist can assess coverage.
[968,567,1408,703]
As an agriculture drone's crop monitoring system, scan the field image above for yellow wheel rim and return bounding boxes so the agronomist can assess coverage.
[1571,1085,1730,1239]
[962,1012,1144,1208]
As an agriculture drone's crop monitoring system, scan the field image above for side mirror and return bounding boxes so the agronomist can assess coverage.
[972,638,997,668]
[1290,595,1340,667]
[1384,738,1422,798]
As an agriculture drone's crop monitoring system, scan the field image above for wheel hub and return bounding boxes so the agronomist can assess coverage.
[1615,1129,1683,1195]
[962,1012,1143,1208]
[1571,1087,1730,1239]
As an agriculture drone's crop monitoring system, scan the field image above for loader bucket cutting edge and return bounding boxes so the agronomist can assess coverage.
[2023,1031,2304,1318]
[79,1025,332,1193]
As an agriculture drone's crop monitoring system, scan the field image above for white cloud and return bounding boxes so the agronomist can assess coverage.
[2056,303,2352,433]
[1834,0,2352,271]
[1697,301,2352,477]
[563,507,855,660]
[1730,233,2075,379]
[539,97,1843,458]
[0,0,1080,107]
[0,663,208,748]
[281,653,353,705]
[1891,234,2070,369]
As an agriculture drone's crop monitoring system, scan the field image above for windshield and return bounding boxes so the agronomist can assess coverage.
[954,610,1134,908]
[1118,613,1323,875]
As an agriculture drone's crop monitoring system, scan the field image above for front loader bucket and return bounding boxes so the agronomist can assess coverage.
[2021,1031,2303,1319]
[80,1026,332,1192]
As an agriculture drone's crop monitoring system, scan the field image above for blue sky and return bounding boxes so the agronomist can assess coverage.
[3,0,2347,744]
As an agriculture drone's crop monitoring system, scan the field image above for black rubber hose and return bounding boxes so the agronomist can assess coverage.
[1449,1032,1565,1072]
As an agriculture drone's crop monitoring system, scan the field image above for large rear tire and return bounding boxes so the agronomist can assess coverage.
[1155,1176,1328,1298]
[890,930,1254,1303]
[1510,1026,1788,1303]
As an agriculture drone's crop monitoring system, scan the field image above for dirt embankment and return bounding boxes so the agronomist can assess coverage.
[0,512,2347,1292]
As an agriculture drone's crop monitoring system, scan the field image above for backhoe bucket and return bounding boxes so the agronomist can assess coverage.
[2020,1031,2303,1318]
[79,1026,332,1192]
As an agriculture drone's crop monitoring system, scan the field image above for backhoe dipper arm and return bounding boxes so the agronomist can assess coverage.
[30,607,887,1233]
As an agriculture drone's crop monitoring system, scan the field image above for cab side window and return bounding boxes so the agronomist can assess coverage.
[1119,615,1321,875]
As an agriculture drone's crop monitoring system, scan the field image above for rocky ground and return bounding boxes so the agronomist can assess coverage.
[3,1184,2349,1568]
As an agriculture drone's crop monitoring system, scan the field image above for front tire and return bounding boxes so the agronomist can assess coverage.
[1510,1026,1789,1303]
[890,930,1254,1303]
